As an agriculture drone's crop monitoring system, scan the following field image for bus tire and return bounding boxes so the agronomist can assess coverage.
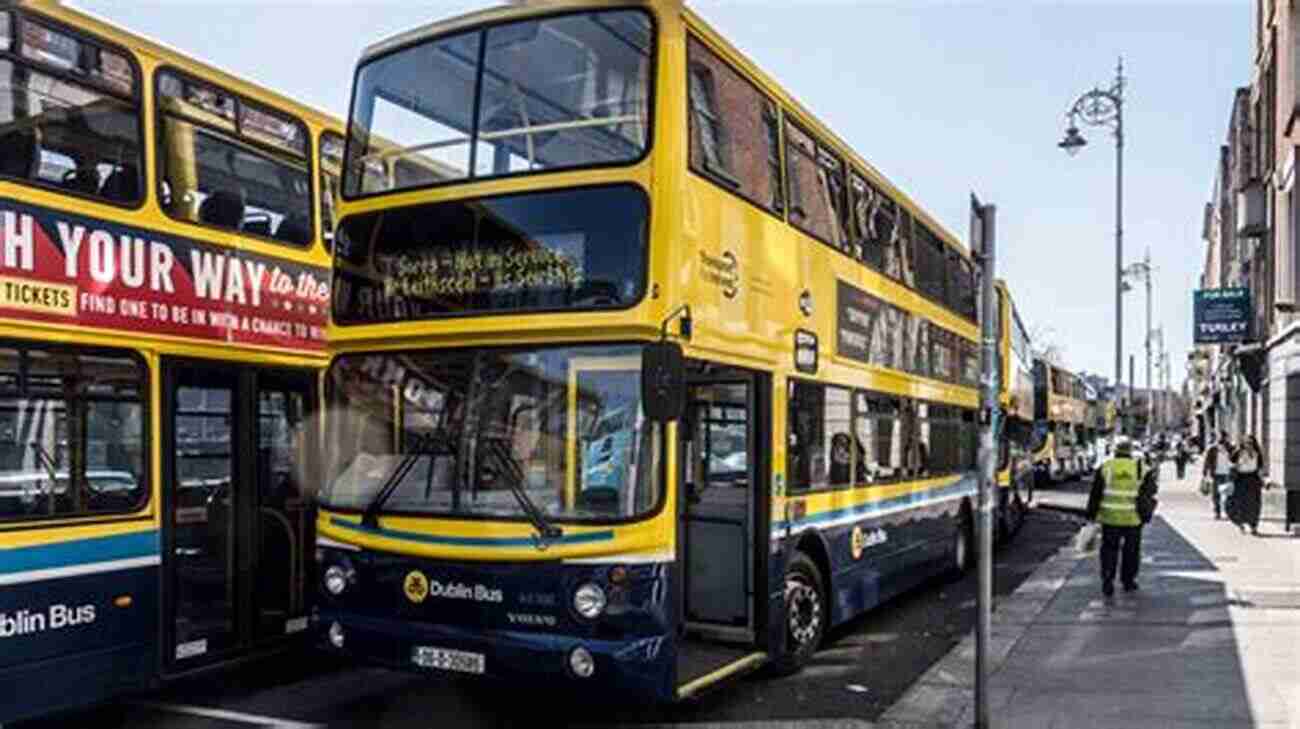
[770,551,826,676]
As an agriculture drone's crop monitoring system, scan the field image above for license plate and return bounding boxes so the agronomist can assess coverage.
[412,646,485,674]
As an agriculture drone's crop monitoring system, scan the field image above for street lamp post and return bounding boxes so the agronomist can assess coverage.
[1123,248,1155,437]
[1059,57,1126,410]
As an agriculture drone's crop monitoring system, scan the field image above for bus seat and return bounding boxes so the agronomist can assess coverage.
[275,214,311,245]
[199,190,244,228]
[99,167,139,203]
[62,168,100,196]
[0,131,36,179]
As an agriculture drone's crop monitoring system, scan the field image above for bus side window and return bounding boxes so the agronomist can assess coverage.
[787,382,851,493]
[783,120,839,246]
[0,17,143,205]
[156,70,313,247]
[0,345,147,522]
[686,35,784,214]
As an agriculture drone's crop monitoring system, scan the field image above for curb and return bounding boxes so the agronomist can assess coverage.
[590,717,873,722]
[874,518,1093,729]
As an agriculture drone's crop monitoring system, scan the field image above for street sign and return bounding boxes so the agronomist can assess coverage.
[1192,288,1251,344]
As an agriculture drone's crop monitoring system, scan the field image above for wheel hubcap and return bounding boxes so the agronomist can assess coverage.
[785,576,821,647]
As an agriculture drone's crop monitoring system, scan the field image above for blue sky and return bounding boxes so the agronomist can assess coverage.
[74,1,1252,389]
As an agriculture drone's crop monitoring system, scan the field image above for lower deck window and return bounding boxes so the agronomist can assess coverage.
[0,343,147,521]
[790,379,975,493]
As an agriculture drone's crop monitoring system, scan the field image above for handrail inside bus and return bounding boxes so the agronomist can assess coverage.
[358,114,644,165]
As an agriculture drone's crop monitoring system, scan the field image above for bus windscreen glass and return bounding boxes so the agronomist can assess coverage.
[344,9,652,195]
[321,344,662,523]
[332,184,646,322]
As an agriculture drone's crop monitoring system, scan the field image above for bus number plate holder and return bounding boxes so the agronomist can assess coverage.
[412,646,485,674]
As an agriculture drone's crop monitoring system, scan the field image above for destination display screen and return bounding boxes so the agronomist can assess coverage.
[0,198,329,351]
[331,185,648,324]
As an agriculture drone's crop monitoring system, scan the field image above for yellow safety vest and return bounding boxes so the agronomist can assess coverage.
[1099,457,1142,527]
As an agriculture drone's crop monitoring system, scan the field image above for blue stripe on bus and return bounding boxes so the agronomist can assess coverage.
[328,517,616,548]
[774,479,976,532]
[0,530,160,575]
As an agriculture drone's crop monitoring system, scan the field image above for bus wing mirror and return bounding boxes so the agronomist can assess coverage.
[642,342,685,422]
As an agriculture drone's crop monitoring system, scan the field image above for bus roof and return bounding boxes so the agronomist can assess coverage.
[359,0,650,63]
[354,0,970,260]
[36,0,343,131]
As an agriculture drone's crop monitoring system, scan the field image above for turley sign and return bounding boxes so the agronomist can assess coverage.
[1193,288,1251,344]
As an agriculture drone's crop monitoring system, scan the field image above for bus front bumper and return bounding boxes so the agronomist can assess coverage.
[316,610,675,700]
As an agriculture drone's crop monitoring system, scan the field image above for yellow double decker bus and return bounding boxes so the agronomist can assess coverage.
[0,2,342,722]
[316,0,990,700]
[994,280,1035,539]
[1032,359,1087,484]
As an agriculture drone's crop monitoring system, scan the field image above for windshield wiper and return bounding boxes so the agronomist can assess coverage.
[480,437,563,547]
[360,431,449,528]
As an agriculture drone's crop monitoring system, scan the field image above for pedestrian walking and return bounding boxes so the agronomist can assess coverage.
[1175,439,1190,480]
[1202,431,1234,520]
[1087,436,1150,597]
[1230,435,1267,536]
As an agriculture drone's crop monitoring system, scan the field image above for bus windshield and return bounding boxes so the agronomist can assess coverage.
[321,344,662,523]
[344,8,653,196]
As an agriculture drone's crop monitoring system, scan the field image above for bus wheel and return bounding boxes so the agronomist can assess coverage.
[771,552,825,676]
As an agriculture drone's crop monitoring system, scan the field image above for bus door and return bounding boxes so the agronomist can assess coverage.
[675,364,771,694]
[161,360,314,671]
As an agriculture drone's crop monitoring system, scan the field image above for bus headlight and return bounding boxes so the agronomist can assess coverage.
[324,565,349,596]
[568,646,595,678]
[573,583,607,619]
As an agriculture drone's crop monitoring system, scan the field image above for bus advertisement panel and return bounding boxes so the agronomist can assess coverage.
[0,200,329,350]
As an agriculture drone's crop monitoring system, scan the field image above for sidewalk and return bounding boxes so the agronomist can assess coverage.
[880,463,1300,728]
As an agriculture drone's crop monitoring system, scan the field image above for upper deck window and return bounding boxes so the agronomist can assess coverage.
[156,70,313,247]
[784,121,842,246]
[320,131,344,251]
[345,9,653,197]
[686,35,783,214]
[0,13,142,205]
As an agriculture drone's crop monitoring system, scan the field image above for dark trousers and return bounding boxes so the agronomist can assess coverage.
[1100,524,1142,588]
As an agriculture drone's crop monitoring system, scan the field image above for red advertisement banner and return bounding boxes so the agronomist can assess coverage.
[0,198,329,351]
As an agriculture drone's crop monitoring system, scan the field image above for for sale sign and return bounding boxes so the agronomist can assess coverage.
[1193,288,1251,344]
[0,198,329,351]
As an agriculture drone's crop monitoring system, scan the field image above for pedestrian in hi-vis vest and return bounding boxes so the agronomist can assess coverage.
[1087,437,1156,598]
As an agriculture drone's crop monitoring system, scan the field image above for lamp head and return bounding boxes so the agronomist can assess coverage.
[1058,125,1087,157]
